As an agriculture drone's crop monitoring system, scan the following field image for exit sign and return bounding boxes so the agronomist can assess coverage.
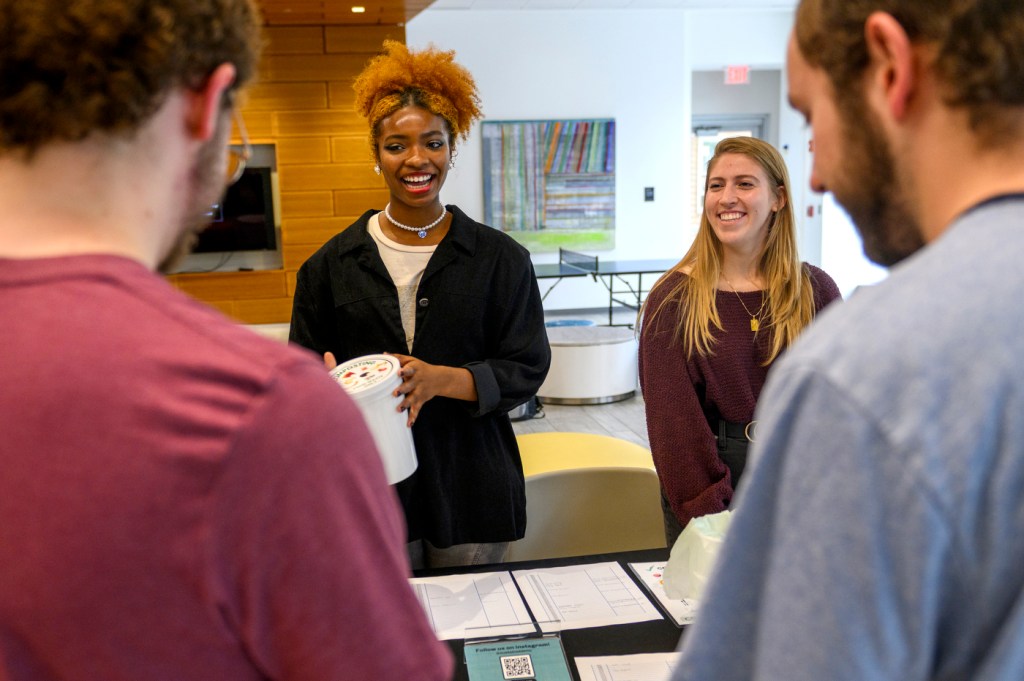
[725,65,750,85]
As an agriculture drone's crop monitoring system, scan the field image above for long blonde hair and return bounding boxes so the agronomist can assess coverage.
[641,136,816,364]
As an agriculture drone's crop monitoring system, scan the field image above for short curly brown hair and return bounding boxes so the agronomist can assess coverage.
[795,0,1024,144]
[0,0,262,156]
[352,40,482,161]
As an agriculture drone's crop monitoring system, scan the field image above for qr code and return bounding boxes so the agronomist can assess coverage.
[499,653,535,679]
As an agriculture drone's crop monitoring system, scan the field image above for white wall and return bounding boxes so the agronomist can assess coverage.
[821,195,888,298]
[692,69,781,144]
[408,7,814,311]
[685,8,793,70]
[685,9,822,266]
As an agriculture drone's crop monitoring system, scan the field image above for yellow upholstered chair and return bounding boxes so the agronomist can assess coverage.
[508,432,666,562]
[517,431,656,476]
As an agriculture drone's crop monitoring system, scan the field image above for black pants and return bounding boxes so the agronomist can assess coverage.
[716,419,751,491]
[662,420,750,547]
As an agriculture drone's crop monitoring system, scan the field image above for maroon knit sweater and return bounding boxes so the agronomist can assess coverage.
[639,265,841,528]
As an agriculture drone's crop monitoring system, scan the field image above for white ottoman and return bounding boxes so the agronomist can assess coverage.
[538,325,638,405]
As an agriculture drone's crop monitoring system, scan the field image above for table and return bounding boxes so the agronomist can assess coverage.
[413,547,683,681]
[534,249,677,327]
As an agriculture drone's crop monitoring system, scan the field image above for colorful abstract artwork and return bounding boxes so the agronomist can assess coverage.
[482,119,616,253]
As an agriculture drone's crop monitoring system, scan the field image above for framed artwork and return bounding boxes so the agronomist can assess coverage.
[482,119,615,253]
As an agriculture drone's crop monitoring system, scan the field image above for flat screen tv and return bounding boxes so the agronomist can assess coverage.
[193,166,277,253]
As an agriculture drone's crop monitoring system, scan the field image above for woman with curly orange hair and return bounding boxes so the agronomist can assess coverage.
[290,41,550,568]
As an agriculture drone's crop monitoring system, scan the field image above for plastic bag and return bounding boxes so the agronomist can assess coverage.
[662,510,733,600]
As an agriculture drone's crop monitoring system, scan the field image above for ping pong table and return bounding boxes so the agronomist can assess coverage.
[533,248,678,327]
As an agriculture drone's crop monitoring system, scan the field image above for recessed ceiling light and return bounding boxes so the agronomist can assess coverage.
[351,5,366,11]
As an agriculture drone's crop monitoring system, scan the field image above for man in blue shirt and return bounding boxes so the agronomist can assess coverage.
[673,2,1024,679]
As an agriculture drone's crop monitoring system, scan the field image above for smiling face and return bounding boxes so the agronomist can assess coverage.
[376,105,451,215]
[704,152,784,257]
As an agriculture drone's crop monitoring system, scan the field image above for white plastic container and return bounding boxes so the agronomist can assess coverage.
[329,354,418,484]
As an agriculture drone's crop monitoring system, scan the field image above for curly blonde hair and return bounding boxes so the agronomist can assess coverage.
[353,40,482,161]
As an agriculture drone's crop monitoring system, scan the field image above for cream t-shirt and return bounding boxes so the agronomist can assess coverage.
[368,213,437,352]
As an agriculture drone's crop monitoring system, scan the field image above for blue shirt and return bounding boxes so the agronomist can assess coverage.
[673,195,1024,681]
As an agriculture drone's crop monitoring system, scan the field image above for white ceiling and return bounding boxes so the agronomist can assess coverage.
[429,0,795,11]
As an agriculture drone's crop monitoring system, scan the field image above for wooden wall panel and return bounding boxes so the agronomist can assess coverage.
[171,271,288,300]
[276,137,332,165]
[236,297,296,324]
[326,8,407,26]
[261,54,370,82]
[261,5,411,26]
[245,82,328,111]
[325,26,404,53]
[281,191,335,216]
[282,217,359,245]
[263,26,325,54]
[332,135,373,161]
[202,299,238,318]
[335,188,390,213]
[258,0,431,27]
[283,243,322,271]
[167,20,404,324]
[239,110,275,140]
[276,110,366,136]
[327,82,357,109]
[279,163,381,191]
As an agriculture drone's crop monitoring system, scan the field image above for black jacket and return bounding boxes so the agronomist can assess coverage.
[290,205,551,546]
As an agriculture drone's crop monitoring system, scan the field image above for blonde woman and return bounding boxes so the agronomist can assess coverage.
[639,136,840,545]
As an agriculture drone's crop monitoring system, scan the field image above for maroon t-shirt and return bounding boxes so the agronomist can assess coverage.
[0,255,452,681]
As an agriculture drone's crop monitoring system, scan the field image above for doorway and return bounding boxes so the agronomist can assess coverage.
[690,114,768,228]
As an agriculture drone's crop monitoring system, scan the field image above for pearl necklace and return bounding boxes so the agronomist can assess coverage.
[384,203,447,239]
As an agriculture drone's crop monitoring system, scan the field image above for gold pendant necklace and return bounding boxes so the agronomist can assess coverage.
[722,275,767,332]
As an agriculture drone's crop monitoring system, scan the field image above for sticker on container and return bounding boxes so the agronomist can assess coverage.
[330,355,398,393]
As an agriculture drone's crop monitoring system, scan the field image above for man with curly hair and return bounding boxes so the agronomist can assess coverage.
[0,3,451,679]
[671,1,1024,679]
[291,41,550,568]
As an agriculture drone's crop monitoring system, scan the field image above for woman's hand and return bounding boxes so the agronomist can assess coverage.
[390,353,477,427]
